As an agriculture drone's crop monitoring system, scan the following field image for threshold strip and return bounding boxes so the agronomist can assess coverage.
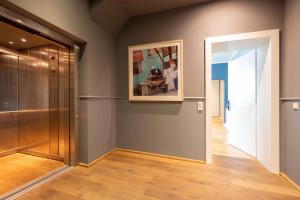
[0,165,72,200]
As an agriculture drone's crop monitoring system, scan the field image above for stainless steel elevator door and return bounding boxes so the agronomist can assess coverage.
[0,44,70,162]
[18,45,70,161]
[0,53,18,154]
[58,46,70,158]
[18,46,50,155]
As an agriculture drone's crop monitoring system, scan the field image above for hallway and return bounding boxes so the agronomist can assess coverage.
[212,117,252,159]
[0,0,299,198]
[17,150,300,200]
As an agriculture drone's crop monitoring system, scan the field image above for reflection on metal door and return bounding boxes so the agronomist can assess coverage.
[0,45,70,163]
[69,46,80,166]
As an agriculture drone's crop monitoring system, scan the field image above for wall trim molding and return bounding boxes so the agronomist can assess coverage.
[81,95,299,101]
[78,148,117,167]
[115,148,205,164]
[280,173,300,191]
[280,97,300,101]
[80,96,206,101]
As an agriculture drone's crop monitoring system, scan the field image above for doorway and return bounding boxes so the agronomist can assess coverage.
[0,19,74,198]
[205,30,280,174]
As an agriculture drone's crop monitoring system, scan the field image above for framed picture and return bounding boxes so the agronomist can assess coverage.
[128,40,183,101]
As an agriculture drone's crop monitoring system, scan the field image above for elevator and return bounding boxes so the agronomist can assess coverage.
[0,19,76,196]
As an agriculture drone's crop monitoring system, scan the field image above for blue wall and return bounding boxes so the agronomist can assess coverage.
[212,63,228,122]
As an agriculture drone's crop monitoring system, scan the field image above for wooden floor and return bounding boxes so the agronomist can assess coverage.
[212,117,252,159]
[0,153,64,195]
[17,150,300,200]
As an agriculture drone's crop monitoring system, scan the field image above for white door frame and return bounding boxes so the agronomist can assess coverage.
[205,29,280,174]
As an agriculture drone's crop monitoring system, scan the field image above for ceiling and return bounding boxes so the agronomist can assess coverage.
[0,21,52,51]
[90,0,212,35]
[212,38,270,64]
[212,51,237,64]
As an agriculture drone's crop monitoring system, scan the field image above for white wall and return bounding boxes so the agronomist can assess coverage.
[220,81,225,121]
[211,80,220,117]
[256,41,272,170]
[227,50,256,157]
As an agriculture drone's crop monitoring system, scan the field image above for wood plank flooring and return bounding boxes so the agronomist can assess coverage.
[0,153,64,195]
[212,117,252,159]
[17,150,300,200]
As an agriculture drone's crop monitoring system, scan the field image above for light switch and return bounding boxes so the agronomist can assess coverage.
[293,102,299,111]
[197,101,203,111]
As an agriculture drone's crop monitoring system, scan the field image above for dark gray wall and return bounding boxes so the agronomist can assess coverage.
[7,0,117,163]
[117,100,205,160]
[6,0,300,186]
[281,102,300,185]
[282,0,300,185]
[116,0,284,160]
[283,0,300,97]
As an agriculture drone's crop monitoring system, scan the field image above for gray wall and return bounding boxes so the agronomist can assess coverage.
[282,0,300,185]
[117,100,205,160]
[7,0,117,163]
[116,0,284,160]
[6,0,300,185]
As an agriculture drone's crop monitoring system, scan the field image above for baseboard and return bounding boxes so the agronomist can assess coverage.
[78,148,117,167]
[280,172,300,191]
[115,148,205,164]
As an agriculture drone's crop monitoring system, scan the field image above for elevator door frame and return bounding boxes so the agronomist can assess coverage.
[0,4,84,166]
[0,43,76,166]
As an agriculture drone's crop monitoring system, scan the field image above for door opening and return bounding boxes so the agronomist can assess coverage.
[0,19,74,198]
[205,30,280,174]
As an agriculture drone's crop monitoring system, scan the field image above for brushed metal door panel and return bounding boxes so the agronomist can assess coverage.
[0,44,70,161]
[0,53,18,154]
[58,46,70,158]
[49,45,59,155]
[18,47,50,154]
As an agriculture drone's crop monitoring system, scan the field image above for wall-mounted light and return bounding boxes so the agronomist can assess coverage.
[21,38,26,42]
[16,19,23,23]
[9,41,14,44]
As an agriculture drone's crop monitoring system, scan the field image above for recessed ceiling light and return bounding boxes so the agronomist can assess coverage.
[21,38,26,42]
[9,41,14,44]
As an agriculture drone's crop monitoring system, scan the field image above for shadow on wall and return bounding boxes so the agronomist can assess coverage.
[118,101,183,115]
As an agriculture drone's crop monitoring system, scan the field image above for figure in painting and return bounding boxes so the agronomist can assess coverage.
[163,60,178,92]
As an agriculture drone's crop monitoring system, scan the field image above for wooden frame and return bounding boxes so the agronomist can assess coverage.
[128,40,183,101]
[205,30,280,174]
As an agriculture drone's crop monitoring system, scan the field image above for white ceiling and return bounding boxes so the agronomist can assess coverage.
[212,51,237,64]
[90,0,211,35]
[212,38,270,64]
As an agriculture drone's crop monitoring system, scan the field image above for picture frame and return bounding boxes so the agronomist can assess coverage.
[128,40,183,101]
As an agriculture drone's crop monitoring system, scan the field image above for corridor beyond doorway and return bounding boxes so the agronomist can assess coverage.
[212,116,251,159]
